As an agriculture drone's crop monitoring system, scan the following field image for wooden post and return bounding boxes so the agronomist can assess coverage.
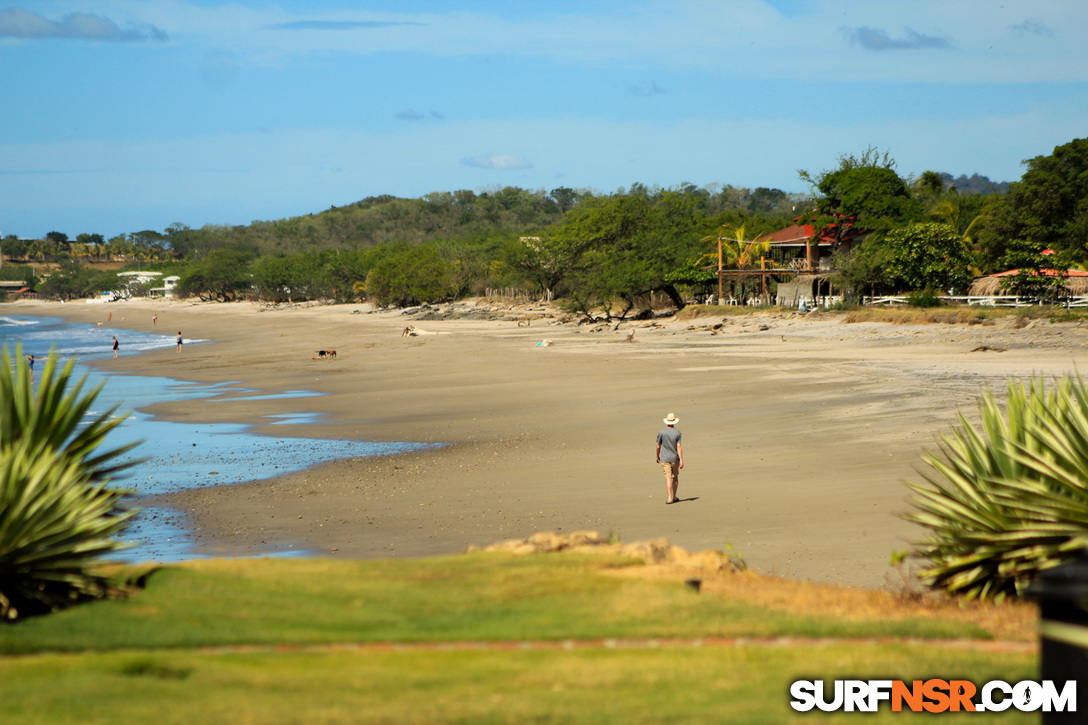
[717,237,723,303]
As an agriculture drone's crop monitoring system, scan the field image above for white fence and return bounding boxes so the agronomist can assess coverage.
[863,295,1088,308]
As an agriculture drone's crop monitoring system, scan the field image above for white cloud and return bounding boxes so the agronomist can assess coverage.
[1009,19,1054,37]
[460,154,533,170]
[0,7,167,42]
[844,26,952,51]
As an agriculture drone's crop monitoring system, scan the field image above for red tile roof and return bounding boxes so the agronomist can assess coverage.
[758,220,865,246]
[759,223,814,245]
[988,268,1088,278]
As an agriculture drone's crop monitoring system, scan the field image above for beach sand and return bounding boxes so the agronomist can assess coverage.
[11,297,1088,588]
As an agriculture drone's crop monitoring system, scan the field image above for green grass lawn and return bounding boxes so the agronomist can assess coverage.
[0,553,1039,724]
[0,646,1037,724]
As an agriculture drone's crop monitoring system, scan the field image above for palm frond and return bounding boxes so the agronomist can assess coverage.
[0,344,140,620]
[905,374,1088,599]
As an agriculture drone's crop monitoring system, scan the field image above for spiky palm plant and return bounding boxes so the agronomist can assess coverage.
[0,345,141,620]
[905,376,1088,601]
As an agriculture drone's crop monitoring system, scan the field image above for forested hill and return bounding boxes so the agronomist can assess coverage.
[177,175,1006,258]
[937,173,1010,195]
[221,188,570,255]
[176,184,806,257]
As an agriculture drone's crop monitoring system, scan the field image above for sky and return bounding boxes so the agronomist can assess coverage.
[3,0,1088,240]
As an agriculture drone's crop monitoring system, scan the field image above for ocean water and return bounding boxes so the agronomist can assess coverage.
[0,313,436,562]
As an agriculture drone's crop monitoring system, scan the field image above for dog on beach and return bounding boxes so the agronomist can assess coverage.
[313,349,337,359]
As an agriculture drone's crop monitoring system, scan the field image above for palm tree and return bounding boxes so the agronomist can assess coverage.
[929,198,983,240]
[0,345,142,620]
[699,223,773,301]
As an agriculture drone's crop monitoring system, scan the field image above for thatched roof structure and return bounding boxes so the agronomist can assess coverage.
[968,268,1088,296]
[775,273,830,306]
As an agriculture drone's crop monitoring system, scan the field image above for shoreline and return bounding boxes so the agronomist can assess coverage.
[9,296,1088,588]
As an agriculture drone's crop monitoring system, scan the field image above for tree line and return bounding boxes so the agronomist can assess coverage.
[6,137,1087,310]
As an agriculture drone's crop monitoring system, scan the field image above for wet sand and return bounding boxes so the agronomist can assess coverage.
[11,297,1088,588]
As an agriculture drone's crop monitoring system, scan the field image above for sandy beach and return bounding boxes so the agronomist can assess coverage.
[10,296,1088,588]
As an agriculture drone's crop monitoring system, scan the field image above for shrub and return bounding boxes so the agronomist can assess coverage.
[905,289,942,308]
[0,346,140,620]
[826,299,857,311]
[905,376,1088,601]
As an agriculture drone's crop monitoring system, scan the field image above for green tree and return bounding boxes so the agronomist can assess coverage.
[364,246,453,307]
[1007,137,1088,260]
[882,222,973,293]
[799,148,922,246]
[176,249,256,300]
[549,187,582,213]
[1,235,27,262]
[747,187,787,214]
[503,236,575,297]
[39,262,115,301]
[913,170,946,203]
[45,231,70,254]
[250,254,295,303]
[831,241,892,298]
[73,233,106,262]
[164,223,201,260]
[129,230,169,261]
[994,238,1071,300]
[551,189,700,313]
[319,249,372,303]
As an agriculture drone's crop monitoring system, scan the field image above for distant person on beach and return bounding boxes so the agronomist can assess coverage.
[112,336,119,358]
[27,354,34,384]
[153,314,158,325]
[176,332,183,353]
[108,311,112,323]
[655,413,683,504]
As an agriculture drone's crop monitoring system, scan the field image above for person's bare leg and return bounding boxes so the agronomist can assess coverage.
[664,463,678,503]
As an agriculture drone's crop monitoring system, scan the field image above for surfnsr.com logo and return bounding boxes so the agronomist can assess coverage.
[790,679,1076,713]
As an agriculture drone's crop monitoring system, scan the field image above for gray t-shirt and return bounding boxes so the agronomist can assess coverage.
[656,427,682,463]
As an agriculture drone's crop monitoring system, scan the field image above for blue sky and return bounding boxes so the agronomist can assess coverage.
[3,0,1087,239]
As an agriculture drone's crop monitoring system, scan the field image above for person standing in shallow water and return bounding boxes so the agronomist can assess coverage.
[655,412,683,504]
[112,336,118,358]
[176,331,183,353]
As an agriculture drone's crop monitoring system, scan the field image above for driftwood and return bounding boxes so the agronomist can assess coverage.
[402,325,444,337]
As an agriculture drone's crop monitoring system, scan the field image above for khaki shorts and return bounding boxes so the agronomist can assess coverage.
[661,461,680,487]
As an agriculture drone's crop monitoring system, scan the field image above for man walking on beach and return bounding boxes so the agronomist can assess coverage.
[656,413,683,504]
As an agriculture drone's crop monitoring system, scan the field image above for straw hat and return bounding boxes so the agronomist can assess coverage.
[663,413,679,425]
